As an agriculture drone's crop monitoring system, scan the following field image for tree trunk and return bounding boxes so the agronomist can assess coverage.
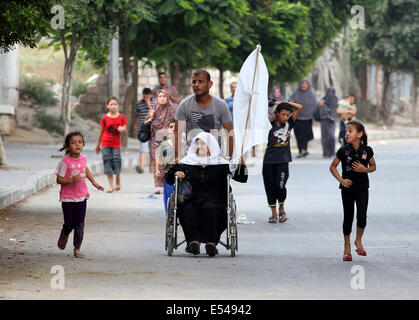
[412,73,418,125]
[131,58,138,136]
[61,29,81,136]
[0,134,7,167]
[121,37,134,148]
[169,63,181,91]
[380,67,391,124]
[219,66,224,99]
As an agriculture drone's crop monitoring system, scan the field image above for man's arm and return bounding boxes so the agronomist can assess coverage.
[222,121,234,158]
[174,120,186,162]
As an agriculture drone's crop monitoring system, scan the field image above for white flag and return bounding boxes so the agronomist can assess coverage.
[232,45,271,163]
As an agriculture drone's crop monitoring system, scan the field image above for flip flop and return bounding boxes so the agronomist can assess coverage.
[268,215,278,223]
[355,248,367,256]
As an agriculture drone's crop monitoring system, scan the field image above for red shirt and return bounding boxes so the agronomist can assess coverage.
[100,113,127,148]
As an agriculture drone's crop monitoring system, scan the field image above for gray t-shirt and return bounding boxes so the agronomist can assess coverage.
[175,95,232,140]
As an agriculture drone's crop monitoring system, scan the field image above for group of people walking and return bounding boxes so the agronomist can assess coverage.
[54,69,375,262]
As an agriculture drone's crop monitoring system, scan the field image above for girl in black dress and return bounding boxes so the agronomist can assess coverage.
[330,121,376,262]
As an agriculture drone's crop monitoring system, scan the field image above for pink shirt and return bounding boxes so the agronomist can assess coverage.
[55,154,90,202]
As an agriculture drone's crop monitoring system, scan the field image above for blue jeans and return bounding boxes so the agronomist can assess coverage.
[163,178,175,215]
[101,147,121,175]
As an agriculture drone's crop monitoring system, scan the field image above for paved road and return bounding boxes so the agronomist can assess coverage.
[1,139,419,299]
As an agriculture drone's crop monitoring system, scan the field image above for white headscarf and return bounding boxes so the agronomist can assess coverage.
[179,132,229,166]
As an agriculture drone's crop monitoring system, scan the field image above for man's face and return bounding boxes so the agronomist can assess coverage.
[231,83,237,96]
[192,73,212,96]
[159,74,168,86]
[349,96,355,105]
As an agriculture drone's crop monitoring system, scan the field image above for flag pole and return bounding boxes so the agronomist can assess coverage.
[238,44,261,174]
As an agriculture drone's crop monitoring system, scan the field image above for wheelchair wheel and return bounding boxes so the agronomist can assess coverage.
[166,196,176,256]
[229,199,238,257]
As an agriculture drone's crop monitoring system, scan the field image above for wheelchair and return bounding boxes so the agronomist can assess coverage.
[165,175,238,257]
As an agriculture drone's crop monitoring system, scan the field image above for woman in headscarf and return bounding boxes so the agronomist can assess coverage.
[318,87,339,158]
[165,132,245,257]
[289,79,318,158]
[269,87,285,103]
[145,89,176,194]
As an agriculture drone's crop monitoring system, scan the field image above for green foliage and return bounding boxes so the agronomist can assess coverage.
[19,76,59,106]
[353,0,419,75]
[34,109,64,135]
[0,1,54,52]
[71,78,88,97]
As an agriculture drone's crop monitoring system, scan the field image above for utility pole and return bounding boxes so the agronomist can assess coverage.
[108,30,119,99]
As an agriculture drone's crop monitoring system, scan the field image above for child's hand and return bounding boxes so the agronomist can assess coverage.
[95,145,101,154]
[352,161,367,173]
[117,126,126,133]
[341,179,353,188]
[71,174,82,183]
[92,181,104,191]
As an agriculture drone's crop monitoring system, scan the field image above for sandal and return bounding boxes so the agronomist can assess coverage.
[278,213,287,223]
[343,253,352,261]
[268,215,278,223]
[73,249,85,258]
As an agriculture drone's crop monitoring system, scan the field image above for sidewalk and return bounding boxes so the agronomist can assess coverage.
[0,138,141,210]
[1,123,419,210]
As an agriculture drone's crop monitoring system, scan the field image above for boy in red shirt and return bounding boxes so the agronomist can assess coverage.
[96,96,127,192]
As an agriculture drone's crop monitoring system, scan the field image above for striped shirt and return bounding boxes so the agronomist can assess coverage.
[133,98,155,128]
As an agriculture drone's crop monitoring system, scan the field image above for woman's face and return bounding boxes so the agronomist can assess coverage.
[195,139,210,157]
[273,88,281,98]
[300,81,309,91]
[157,92,168,105]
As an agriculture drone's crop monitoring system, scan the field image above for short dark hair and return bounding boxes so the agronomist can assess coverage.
[106,96,118,105]
[193,69,211,82]
[143,88,152,95]
[158,72,167,77]
[274,102,293,114]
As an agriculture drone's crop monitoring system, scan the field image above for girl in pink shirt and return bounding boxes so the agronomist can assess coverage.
[56,131,104,258]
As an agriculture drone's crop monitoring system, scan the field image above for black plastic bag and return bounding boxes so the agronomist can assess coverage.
[137,121,151,142]
[177,180,193,204]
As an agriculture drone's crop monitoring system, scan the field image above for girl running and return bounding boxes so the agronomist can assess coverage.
[56,131,104,258]
[330,120,376,261]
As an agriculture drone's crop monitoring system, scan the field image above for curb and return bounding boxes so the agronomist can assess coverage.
[0,154,139,211]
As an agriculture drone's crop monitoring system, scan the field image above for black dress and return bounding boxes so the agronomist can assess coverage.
[165,163,230,244]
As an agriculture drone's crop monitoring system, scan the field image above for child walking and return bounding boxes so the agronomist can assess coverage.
[155,118,176,214]
[263,101,303,223]
[96,96,128,193]
[330,120,376,262]
[56,131,104,258]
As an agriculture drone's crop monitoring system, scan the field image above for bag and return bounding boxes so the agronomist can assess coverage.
[177,179,193,204]
[233,164,248,183]
[313,107,322,122]
[137,121,151,142]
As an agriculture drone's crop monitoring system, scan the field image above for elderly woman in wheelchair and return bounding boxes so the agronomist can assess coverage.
[165,132,246,257]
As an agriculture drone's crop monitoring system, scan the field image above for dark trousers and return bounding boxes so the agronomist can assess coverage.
[262,163,289,206]
[61,200,87,249]
[341,189,368,236]
[179,200,227,244]
[321,119,336,157]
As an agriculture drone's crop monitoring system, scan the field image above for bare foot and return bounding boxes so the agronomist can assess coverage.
[115,185,121,191]
[106,187,114,193]
[73,249,85,258]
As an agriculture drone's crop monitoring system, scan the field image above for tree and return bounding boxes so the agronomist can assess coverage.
[353,0,419,124]
[0,1,54,53]
[46,0,151,135]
